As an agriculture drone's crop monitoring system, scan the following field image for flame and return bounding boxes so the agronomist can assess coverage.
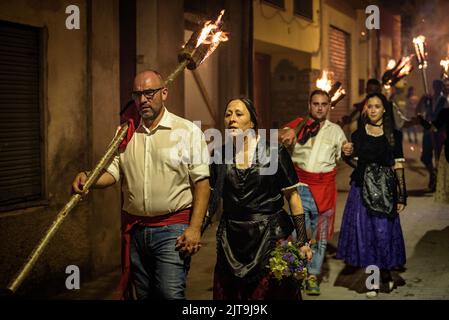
[195,10,229,64]
[383,54,414,88]
[331,87,345,103]
[387,59,396,70]
[413,35,428,69]
[316,70,332,92]
[196,10,228,47]
[397,55,414,77]
[441,58,449,78]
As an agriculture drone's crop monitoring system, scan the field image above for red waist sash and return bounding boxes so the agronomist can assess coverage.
[115,208,191,299]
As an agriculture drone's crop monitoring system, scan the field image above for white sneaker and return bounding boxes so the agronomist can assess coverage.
[387,281,394,292]
[366,289,379,298]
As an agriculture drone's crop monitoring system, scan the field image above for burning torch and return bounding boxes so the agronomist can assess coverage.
[382,55,414,89]
[440,58,449,80]
[413,35,429,95]
[316,70,346,108]
[4,10,229,296]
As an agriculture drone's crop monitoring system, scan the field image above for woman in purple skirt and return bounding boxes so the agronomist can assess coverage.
[336,92,407,297]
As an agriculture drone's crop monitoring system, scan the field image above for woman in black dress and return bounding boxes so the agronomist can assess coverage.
[208,98,312,300]
[336,92,407,297]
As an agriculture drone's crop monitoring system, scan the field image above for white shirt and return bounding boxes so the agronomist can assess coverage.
[106,108,210,217]
[290,120,347,173]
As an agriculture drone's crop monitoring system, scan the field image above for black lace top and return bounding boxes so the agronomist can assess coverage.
[350,127,404,186]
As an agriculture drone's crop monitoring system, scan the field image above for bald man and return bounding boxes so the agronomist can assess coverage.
[72,70,211,299]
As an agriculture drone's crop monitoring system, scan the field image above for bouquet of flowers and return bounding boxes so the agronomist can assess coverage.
[267,240,308,281]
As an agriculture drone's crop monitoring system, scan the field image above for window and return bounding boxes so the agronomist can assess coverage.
[263,0,285,9]
[294,0,313,20]
[0,20,44,211]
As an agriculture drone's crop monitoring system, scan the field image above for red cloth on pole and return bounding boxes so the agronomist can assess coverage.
[118,118,136,153]
[295,166,337,241]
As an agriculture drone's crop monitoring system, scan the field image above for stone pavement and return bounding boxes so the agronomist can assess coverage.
[185,139,449,300]
[52,139,449,300]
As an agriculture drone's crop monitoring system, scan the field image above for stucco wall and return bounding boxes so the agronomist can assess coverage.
[0,0,122,296]
[0,0,91,295]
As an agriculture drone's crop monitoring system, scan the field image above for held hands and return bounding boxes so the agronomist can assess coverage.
[299,242,313,262]
[175,226,202,257]
[341,142,354,157]
[71,171,89,196]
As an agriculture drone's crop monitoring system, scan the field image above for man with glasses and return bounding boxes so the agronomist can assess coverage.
[72,70,211,299]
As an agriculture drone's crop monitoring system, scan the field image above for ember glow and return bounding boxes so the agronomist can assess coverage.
[441,58,449,79]
[331,87,346,107]
[316,70,346,108]
[413,35,428,69]
[382,55,414,88]
[316,70,332,92]
[387,59,396,70]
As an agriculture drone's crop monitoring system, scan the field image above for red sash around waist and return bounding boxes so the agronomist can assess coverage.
[115,208,191,299]
[295,166,337,214]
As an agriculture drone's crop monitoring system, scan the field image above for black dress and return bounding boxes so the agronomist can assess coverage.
[434,109,449,203]
[209,141,300,299]
[336,127,406,269]
[350,127,404,218]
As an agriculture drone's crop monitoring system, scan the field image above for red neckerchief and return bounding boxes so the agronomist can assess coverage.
[296,117,320,145]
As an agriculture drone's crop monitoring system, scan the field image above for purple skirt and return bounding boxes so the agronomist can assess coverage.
[336,183,406,269]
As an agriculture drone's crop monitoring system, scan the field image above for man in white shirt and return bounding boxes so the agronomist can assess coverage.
[280,89,353,296]
[72,70,210,300]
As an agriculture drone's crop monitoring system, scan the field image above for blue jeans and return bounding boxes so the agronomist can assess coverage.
[130,223,190,300]
[296,185,327,276]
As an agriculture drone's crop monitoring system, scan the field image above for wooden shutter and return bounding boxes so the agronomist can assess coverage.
[0,20,43,208]
[329,25,351,123]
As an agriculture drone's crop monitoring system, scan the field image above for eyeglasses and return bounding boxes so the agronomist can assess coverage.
[131,87,164,100]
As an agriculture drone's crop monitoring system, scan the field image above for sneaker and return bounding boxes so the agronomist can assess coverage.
[305,276,320,296]
[366,289,379,298]
[386,280,394,292]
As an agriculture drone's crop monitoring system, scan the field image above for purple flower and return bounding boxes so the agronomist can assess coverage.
[282,252,295,263]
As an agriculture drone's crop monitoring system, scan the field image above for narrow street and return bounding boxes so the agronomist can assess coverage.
[52,137,449,300]
[185,137,449,300]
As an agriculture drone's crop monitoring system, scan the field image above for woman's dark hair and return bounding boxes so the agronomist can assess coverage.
[225,97,258,130]
[362,92,396,150]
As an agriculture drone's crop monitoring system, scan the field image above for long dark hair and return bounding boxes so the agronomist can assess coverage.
[225,97,258,130]
[361,92,396,150]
